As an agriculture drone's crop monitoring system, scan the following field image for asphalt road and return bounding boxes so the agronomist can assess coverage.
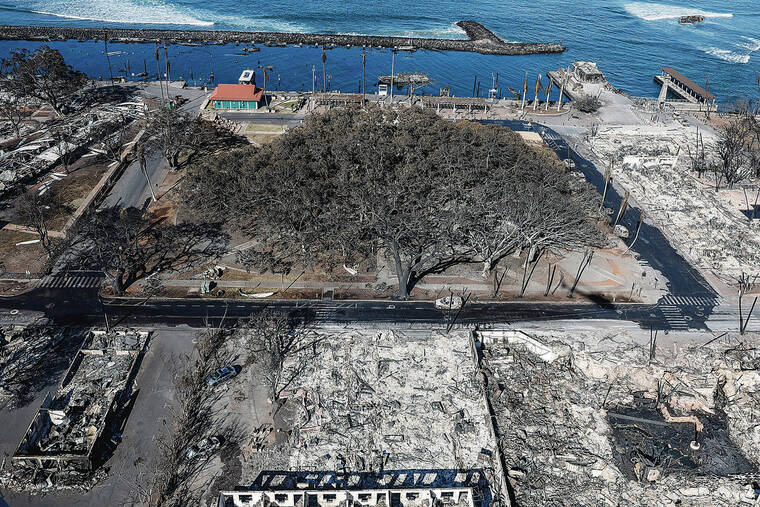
[100,149,166,210]
[0,282,731,333]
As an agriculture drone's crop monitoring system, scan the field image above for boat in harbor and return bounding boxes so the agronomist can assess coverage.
[678,15,705,24]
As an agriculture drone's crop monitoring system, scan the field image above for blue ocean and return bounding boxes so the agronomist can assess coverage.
[0,0,758,105]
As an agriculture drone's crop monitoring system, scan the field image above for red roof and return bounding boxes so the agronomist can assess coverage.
[210,84,264,102]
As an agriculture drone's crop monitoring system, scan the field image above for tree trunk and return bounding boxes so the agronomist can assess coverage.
[387,239,412,299]
[39,227,51,256]
[112,271,125,294]
[169,151,179,171]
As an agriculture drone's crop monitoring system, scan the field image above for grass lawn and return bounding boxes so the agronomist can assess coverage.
[245,123,286,133]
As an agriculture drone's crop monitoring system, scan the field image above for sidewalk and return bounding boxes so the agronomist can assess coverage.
[149,276,661,302]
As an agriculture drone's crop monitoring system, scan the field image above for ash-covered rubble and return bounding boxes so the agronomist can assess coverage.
[583,126,760,281]
[0,88,145,199]
[0,328,150,493]
[479,329,760,506]
[0,317,63,408]
[259,329,505,506]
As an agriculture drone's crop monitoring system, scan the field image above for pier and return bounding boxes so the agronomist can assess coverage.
[654,67,717,112]
[0,21,566,56]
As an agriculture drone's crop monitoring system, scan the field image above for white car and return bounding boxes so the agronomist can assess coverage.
[435,296,463,310]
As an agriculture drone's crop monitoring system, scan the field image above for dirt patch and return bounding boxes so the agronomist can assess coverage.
[0,229,47,274]
[247,134,280,145]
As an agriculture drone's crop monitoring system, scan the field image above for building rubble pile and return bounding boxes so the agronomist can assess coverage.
[0,88,145,199]
[0,329,149,493]
[481,329,760,506]
[583,126,760,281]
[0,318,62,408]
[281,330,501,491]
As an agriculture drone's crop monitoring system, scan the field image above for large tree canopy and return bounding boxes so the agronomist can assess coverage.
[76,207,229,294]
[183,107,601,298]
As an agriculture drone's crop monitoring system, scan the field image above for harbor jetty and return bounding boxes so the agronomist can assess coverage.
[0,21,566,56]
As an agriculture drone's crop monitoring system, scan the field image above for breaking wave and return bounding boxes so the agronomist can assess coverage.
[624,2,733,21]
[26,0,214,26]
[703,37,760,65]
[739,36,760,53]
[704,47,749,64]
[396,23,468,39]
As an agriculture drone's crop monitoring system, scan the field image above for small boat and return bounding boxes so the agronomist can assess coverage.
[678,15,705,24]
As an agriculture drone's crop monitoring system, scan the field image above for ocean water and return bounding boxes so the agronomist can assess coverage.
[0,0,758,104]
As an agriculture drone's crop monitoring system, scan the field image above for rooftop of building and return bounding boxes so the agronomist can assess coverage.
[210,83,264,102]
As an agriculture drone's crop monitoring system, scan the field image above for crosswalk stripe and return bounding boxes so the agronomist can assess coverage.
[661,295,721,306]
[37,275,103,288]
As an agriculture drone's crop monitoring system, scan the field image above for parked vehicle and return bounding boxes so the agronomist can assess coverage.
[435,296,463,310]
[205,366,237,387]
[185,436,224,459]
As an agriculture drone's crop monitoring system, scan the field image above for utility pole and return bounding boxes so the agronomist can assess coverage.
[623,210,645,255]
[104,31,114,86]
[361,53,366,104]
[390,49,395,104]
[614,190,629,227]
[98,295,111,333]
[599,163,612,212]
[164,43,171,98]
[321,46,327,92]
[311,65,316,111]
[139,148,156,202]
[154,42,164,102]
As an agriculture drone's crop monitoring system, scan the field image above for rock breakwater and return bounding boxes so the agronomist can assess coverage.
[0,21,566,56]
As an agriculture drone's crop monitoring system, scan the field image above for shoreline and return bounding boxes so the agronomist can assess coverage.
[0,21,566,56]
